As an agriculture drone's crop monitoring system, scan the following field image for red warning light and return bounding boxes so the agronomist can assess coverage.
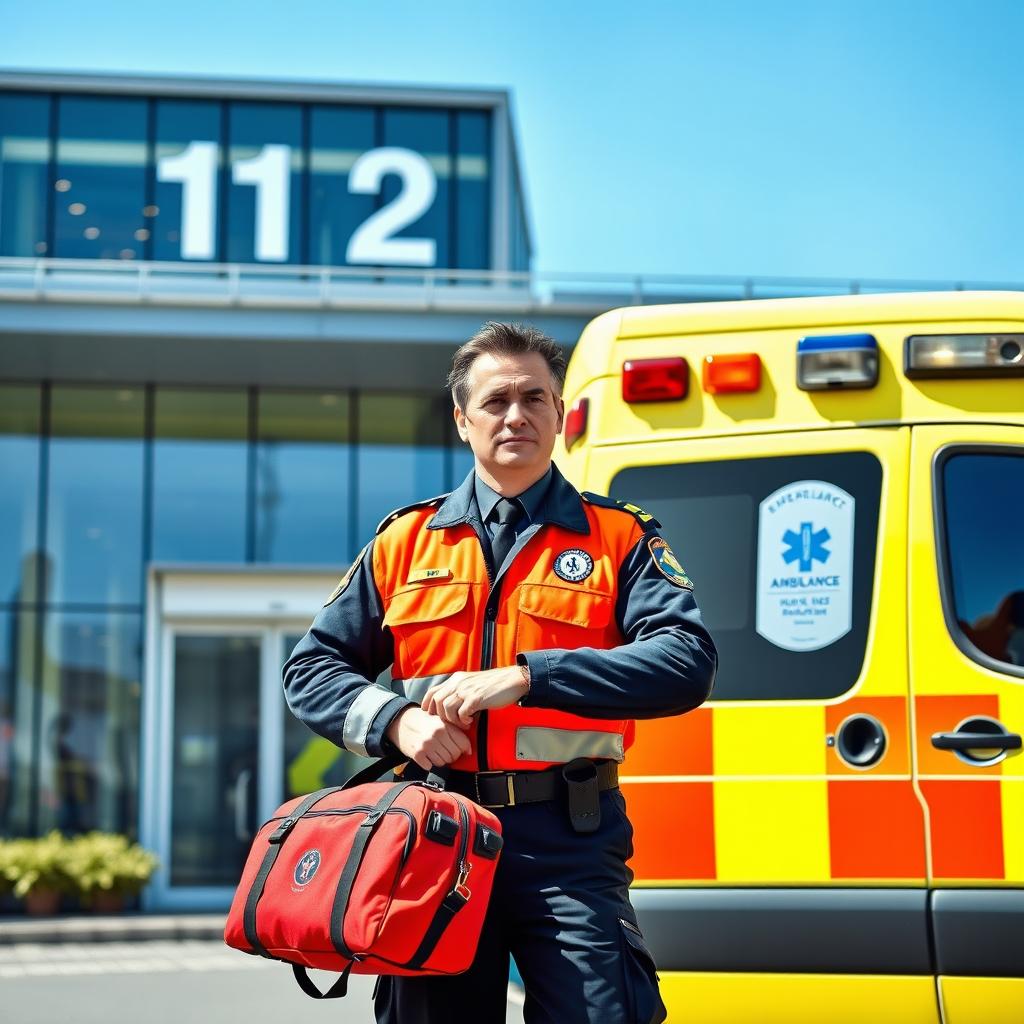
[622,358,688,402]
[564,397,589,449]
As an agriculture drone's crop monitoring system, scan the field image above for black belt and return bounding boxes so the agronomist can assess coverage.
[446,759,619,813]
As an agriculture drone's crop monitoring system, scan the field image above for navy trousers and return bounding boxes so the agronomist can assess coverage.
[374,787,666,1024]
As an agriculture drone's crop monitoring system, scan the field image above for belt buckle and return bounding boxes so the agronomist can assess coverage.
[475,770,516,808]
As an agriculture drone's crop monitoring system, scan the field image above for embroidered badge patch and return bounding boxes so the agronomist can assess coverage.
[553,548,594,583]
[293,849,321,887]
[648,537,693,589]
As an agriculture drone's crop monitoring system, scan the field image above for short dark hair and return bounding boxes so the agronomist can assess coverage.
[447,321,567,409]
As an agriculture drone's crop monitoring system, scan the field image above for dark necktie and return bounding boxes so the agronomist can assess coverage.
[490,498,523,572]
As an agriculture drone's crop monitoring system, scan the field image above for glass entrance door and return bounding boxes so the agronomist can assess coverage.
[148,624,298,909]
[144,614,374,909]
[169,632,261,890]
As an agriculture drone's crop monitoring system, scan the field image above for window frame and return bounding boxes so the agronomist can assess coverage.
[933,442,1024,681]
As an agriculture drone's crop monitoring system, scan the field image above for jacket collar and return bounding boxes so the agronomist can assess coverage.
[428,462,590,535]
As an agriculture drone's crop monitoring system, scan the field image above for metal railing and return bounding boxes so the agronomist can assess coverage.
[0,257,1020,314]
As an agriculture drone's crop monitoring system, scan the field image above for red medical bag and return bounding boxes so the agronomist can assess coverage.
[224,761,503,998]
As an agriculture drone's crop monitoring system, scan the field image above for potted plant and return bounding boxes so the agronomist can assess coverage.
[64,832,159,912]
[0,832,70,915]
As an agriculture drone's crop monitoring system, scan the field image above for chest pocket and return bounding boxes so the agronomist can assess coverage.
[515,583,615,652]
[383,582,474,675]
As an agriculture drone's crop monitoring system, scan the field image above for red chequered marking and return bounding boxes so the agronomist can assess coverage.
[620,781,715,881]
[827,779,927,879]
[914,694,1001,776]
[625,707,713,777]
[919,779,1005,880]
[825,696,909,775]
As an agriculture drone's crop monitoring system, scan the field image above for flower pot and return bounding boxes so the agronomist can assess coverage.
[24,888,61,916]
[89,890,125,914]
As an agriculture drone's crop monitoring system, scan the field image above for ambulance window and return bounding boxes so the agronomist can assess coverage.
[939,449,1024,677]
[611,452,882,700]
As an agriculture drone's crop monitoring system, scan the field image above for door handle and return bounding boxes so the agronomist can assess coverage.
[931,732,1022,751]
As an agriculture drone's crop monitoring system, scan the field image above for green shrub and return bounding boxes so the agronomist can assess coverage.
[0,831,71,897]
[63,832,159,896]
[0,832,159,901]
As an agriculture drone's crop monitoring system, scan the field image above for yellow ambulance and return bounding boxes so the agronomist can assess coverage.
[556,291,1024,1024]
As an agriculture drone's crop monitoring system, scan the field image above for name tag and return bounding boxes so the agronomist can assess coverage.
[407,568,453,583]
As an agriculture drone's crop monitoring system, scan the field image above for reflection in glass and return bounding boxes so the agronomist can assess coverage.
[256,391,350,563]
[226,103,303,264]
[154,99,223,262]
[0,608,35,836]
[382,109,451,268]
[37,612,142,836]
[944,453,1024,669]
[310,105,375,267]
[356,394,447,542]
[0,92,51,256]
[54,96,147,260]
[0,386,40,604]
[152,389,248,563]
[171,633,259,886]
[47,388,144,605]
[455,111,490,270]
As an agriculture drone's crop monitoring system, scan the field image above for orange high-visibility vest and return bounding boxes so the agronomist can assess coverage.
[373,500,644,772]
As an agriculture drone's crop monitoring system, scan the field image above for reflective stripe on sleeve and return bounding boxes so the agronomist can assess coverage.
[394,673,454,704]
[515,726,625,764]
[343,684,403,757]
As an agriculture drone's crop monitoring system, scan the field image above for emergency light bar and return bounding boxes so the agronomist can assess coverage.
[905,334,1024,378]
[796,333,879,391]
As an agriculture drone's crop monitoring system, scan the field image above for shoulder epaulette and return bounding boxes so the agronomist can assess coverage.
[581,492,661,529]
[375,493,449,536]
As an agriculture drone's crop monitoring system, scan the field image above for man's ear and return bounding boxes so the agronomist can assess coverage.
[453,403,470,443]
[555,395,565,434]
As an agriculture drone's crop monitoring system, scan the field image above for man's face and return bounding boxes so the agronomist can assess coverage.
[454,351,565,481]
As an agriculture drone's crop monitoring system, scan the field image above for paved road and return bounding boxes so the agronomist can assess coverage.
[0,940,526,1024]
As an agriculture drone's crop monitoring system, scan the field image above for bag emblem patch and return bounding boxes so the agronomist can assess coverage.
[648,537,693,589]
[293,849,321,887]
[553,548,594,583]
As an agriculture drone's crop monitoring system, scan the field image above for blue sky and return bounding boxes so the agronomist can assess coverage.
[2,0,1021,283]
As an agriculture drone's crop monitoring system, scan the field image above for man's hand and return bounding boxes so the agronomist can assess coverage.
[385,706,472,771]
[422,666,530,728]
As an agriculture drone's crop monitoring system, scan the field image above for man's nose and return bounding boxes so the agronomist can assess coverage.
[504,402,528,427]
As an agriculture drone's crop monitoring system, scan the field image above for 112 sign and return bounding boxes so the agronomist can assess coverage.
[157,142,438,265]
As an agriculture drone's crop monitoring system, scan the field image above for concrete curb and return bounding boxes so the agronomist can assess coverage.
[0,914,226,945]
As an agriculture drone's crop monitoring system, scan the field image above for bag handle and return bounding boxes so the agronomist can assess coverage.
[292,962,353,999]
[342,754,448,792]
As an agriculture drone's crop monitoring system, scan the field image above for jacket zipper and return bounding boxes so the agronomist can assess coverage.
[477,535,498,772]
[263,806,418,864]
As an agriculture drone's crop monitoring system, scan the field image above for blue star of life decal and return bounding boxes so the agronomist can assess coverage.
[782,522,831,572]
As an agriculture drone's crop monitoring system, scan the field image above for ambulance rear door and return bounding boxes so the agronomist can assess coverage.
[909,424,1024,1024]
[587,426,939,1023]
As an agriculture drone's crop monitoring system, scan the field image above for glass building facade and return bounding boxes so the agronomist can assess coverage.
[0,76,532,895]
[0,382,475,839]
[0,87,518,270]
